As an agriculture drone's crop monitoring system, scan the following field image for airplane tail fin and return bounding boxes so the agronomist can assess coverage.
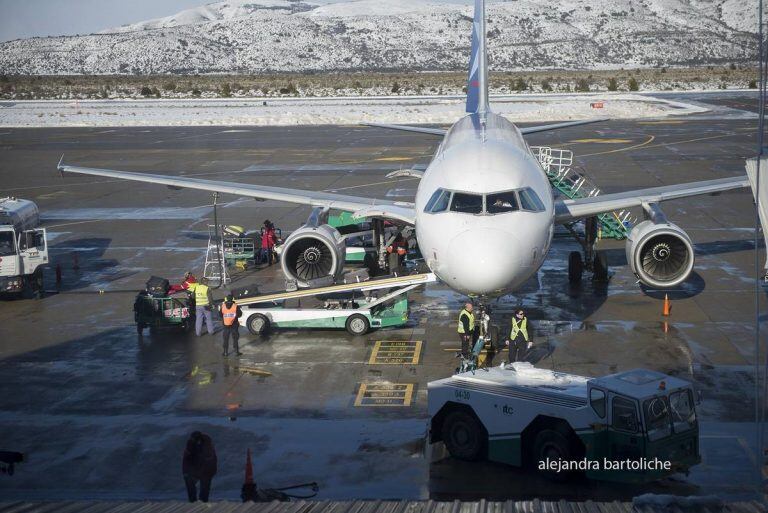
[465,0,489,115]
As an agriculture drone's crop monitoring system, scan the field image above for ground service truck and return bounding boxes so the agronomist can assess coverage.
[428,363,700,483]
[0,197,48,297]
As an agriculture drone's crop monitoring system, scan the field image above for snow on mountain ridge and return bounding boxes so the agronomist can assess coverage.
[0,0,757,75]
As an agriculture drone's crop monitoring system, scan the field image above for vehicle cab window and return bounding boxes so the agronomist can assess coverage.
[643,396,672,441]
[486,191,519,214]
[612,396,639,433]
[590,388,606,418]
[669,390,697,433]
[519,188,545,212]
[450,193,483,214]
[0,231,15,256]
[424,189,452,213]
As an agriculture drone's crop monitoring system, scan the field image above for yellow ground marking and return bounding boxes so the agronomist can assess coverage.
[568,138,632,144]
[579,135,656,157]
[642,132,748,151]
[368,340,423,365]
[238,366,272,377]
[637,120,687,125]
[374,156,414,162]
[354,383,414,407]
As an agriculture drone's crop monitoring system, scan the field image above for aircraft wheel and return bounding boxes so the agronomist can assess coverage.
[247,313,270,336]
[533,429,573,481]
[346,314,370,336]
[568,251,583,284]
[593,251,609,282]
[442,410,486,461]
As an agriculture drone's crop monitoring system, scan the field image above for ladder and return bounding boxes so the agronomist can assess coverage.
[203,224,230,285]
[531,146,635,240]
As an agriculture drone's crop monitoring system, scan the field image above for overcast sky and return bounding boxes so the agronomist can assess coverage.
[0,0,474,43]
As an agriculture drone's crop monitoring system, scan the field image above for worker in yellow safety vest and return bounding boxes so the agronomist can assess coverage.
[194,278,215,337]
[505,309,531,363]
[219,294,243,357]
[457,302,475,358]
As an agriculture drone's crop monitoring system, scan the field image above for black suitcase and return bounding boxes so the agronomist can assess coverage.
[146,276,170,297]
[232,283,259,299]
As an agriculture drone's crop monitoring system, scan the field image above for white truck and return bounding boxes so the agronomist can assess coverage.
[0,197,48,297]
[428,363,700,483]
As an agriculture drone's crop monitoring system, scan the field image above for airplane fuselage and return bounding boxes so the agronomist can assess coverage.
[414,112,555,297]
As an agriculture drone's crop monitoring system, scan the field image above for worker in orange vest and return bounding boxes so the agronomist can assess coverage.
[219,294,243,357]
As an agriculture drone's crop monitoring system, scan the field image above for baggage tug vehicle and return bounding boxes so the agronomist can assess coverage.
[428,363,700,482]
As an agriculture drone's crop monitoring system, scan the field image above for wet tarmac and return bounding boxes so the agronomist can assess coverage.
[0,92,765,501]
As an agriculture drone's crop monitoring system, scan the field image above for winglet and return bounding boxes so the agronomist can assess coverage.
[57,154,65,177]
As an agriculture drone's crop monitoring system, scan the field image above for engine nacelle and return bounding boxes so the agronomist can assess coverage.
[625,220,694,288]
[279,223,346,287]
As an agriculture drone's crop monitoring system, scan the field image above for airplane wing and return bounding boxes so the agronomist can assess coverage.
[554,175,750,224]
[364,118,607,137]
[57,161,416,225]
[519,118,608,135]
[363,122,447,136]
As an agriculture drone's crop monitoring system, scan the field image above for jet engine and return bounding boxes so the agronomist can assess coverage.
[625,217,694,289]
[280,218,346,287]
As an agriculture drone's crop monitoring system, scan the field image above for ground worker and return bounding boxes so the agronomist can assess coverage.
[220,293,243,357]
[505,309,531,363]
[194,278,215,336]
[386,233,408,274]
[457,302,475,358]
[182,431,217,503]
[261,220,277,265]
[169,271,197,294]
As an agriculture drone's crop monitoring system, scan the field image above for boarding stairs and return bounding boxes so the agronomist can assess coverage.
[203,225,231,285]
[531,146,635,240]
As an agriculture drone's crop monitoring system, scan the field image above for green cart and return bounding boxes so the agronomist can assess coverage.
[134,293,194,334]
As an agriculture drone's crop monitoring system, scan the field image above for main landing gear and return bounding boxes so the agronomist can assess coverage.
[566,216,609,285]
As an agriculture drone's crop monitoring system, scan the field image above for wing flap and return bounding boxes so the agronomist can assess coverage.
[555,176,750,224]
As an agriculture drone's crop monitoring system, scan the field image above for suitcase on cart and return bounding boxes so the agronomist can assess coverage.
[146,276,170,297]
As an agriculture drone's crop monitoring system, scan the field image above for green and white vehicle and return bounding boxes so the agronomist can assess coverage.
[428,363,700,483]
[240,273,436,336]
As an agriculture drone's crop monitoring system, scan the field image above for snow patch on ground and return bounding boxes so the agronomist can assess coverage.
[0,94,708,128]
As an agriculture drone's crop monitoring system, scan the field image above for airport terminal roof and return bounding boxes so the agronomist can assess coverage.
[0,500,765,513]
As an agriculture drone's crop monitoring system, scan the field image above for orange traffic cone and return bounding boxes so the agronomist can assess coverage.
[662,294,671,316]
[241,448,257,502]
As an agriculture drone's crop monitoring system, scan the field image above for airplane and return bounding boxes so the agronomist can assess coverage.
[58,0,750,301]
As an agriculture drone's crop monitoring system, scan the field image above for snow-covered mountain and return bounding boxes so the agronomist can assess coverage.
[0,0,757,75]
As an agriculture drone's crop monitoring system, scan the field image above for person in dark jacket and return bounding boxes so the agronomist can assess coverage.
[220,293,243,356]
[182,431,218,503]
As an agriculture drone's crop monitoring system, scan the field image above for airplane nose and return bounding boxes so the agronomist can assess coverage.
[444,229,522,295]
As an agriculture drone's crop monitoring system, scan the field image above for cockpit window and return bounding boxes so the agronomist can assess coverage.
[519,188,545,212]
[486,191,519,214]
[425,189,452,213]
[450,193,483,214]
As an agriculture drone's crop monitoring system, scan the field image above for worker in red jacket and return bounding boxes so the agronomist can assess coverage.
[182,431,217,502]
[261,220,277,265]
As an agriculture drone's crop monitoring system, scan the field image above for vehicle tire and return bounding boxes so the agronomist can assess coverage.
[247,313,270,336]
[441,409,486,461]
[533,429,573,481]
[593,251,609,282]
[345,314,370,336]
[568,251,583,284]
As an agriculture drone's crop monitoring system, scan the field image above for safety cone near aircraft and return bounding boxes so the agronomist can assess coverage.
[663,294,671,316]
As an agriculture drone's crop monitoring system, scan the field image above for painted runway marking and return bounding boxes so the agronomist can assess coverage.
[354,383,414,407]
[568,138,632,144]
[375,156,414,162]
[637,120,687,125]
[368,340,422,365]
[579,135,656,157]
